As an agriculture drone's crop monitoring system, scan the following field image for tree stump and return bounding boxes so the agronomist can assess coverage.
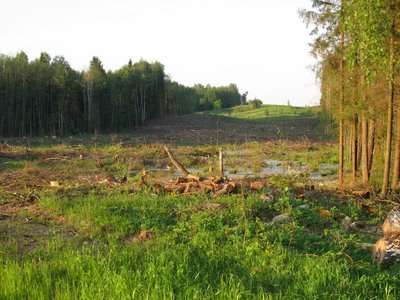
[372,207,400,266]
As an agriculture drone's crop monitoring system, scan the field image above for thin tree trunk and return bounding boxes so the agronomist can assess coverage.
[339,4,345,186]
[368,119,375,177]
[391,111,400,190]
[381,27,395,198]
[351,117,358,185]
[361,114,369,185]
[360,57,369,186]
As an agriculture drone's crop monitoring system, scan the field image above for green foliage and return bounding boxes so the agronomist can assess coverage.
[248,98,263,109]
[0,53,243,137]
[195,83,242,111]
[0,160,25,171]
[213,99,222,110]
[301,0,400,187]
[0,190,398,298]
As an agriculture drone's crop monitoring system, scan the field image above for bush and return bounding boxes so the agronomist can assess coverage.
[248,99,263,109]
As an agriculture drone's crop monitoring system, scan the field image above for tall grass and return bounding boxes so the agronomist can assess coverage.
[1,190,399,299]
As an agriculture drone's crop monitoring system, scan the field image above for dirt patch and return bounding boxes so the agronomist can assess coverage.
[128,230,156,243]
[130,113,324,145]
[0,196,68,255]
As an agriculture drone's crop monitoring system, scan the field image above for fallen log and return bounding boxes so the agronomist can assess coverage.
[373,207,400,266]
[163,145,200,181]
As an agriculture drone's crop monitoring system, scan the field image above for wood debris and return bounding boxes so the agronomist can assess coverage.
[153,145,238,196]
[250,181,265,190]
[129,230,156,243]
[352,190,370,199]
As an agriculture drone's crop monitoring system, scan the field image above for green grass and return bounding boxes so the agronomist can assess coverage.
[0,160,25,171]
[211,104,317,120]
[1,189,398,299]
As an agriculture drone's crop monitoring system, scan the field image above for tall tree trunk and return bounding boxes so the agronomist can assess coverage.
[392,107,400,189]
[361,114,369,185]
[86,81,94,132]
[339,0,345,186]
[381,26,395,198]
[368,119,376,177]
[351,116,358,185]
[360,55,369,186]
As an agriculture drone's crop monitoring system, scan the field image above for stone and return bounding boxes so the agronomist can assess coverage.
[272,213,291,223]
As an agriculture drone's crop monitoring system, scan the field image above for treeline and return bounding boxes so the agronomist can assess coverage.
[0,52,244,137]
[301,0,399,196]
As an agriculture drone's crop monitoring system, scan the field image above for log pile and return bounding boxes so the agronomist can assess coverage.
[372,207,400,266]
[152,145,238,196]
[153,176,236,196]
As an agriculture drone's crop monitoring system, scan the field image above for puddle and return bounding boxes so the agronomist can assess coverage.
[136,160,338,182]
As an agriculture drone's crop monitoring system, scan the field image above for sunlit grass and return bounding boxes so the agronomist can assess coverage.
[1,190,399,299]
[211,104,317,120]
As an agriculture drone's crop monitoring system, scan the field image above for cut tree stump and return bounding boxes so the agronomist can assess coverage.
[372,207,400,266]
[219,148,224,177]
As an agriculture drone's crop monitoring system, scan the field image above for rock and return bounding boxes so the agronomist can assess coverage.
[340,216,353,225]
[272,213,291,223]
[349,221,367,230]
[297,204,310,210]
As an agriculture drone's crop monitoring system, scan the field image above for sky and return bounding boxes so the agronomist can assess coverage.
[0,0,320,106]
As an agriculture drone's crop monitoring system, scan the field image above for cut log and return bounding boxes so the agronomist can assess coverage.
[213,182,236,196]
[250,181,264,190]
[213,176,224,184]
[198,181,215,192]
[175,177,189,184]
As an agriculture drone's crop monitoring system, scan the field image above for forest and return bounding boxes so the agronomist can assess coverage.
[0,52,244,136]
[300,0,400,196]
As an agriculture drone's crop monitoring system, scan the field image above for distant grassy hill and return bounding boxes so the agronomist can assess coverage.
[211,104,319,119]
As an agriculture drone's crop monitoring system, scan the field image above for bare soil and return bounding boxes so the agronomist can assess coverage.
[130,113,324,144]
